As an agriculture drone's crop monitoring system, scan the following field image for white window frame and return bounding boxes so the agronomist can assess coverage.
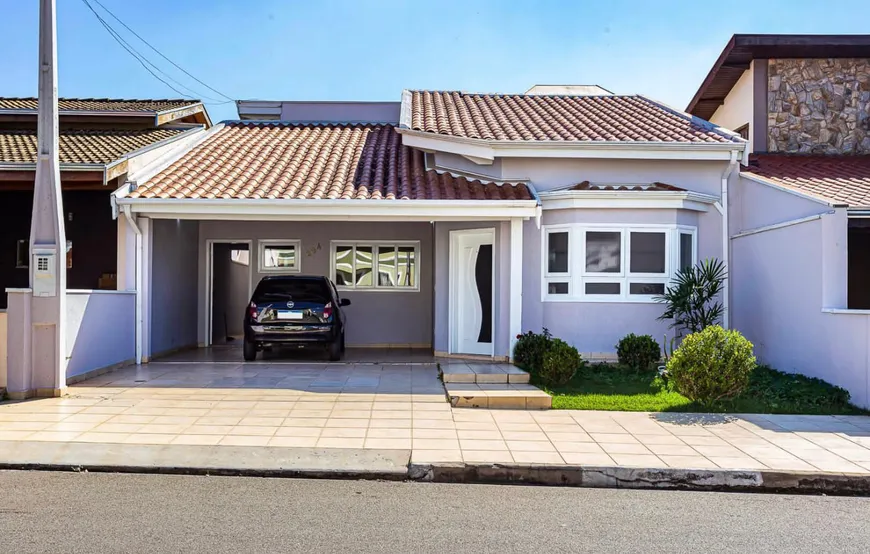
[541,223,697,303]
[258,239,301,273]
[330,240,421,292]
[544,226,572,297]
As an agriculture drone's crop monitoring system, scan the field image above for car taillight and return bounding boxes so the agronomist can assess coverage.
[247,302,258,321]
[323,302,333,321]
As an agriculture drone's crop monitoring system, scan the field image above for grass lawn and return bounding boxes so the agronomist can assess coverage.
[542,363,869,415]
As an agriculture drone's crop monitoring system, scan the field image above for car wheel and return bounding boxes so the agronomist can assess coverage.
[328,337,342,362]
[243,339,257,362]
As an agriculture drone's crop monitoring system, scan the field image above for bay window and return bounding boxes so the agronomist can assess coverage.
[543,224,696,302]
[331,241,419,291]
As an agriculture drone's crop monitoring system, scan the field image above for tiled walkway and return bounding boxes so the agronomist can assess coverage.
[2,356,870,474]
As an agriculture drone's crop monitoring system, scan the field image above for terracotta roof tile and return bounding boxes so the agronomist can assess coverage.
[0,97,200,113]
[568,181,686,192]
[0,128,186,165]
[130,122,533,201]
[407,91,741,144]
[744,154,870,208]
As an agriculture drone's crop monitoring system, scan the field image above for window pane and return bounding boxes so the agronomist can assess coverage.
[630,232,666,274]
[547,232,569,273]
[334,246,353,286]
[263,245,296,269]
[680,233,694,271]
[548,282,569,295]
[585,282,620,295]
[397,246,416,287]
[355,246,373,286]
[629,282,665,295]
[377,247,397,287]
[585,232,621,273]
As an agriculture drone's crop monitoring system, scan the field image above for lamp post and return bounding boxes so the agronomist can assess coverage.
[29,0,67,396]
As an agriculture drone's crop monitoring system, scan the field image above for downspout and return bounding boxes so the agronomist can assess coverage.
[719,150,738,329]
[122,204,143,365]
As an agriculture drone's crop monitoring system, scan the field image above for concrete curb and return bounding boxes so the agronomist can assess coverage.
[408,463,870,495]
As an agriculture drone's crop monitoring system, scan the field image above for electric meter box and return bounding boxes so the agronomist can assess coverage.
[32,246,58,297]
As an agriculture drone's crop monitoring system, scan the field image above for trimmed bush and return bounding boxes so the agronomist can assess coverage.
[513,329,553,371]
[539,339,583,387]
[616,334,661,370]
[666,325,756,405]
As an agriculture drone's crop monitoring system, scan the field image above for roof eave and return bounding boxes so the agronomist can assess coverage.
[114,197,539,221]
[398,128,746,162]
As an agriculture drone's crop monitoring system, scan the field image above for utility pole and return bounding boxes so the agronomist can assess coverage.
[29,0,67,396]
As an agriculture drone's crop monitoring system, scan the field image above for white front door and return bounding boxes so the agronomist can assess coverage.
[450,230,495,356]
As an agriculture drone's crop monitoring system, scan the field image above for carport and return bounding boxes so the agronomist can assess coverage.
[112,122,538,365]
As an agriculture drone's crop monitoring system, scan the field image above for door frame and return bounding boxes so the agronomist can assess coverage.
[448,228,496,357]
[204,239,254,347]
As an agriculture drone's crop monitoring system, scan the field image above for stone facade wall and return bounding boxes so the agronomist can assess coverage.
[768,58,870,154]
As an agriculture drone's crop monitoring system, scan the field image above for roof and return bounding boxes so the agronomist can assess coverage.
[128,122,533,201]
[0,128,187,165]
[687,34,870,120]
[568,181,686,192]
[405,91,740,143]
[0,98,200,113]
[743,154,870,208]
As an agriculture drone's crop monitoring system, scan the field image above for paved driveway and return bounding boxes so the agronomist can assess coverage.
[3,351,870,472]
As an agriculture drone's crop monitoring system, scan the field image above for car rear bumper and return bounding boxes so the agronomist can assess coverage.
[246,324,338,344]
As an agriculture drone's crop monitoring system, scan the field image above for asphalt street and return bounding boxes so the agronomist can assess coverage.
[1,470,869,553]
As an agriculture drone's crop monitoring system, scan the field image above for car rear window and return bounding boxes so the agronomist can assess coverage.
[253,279,331,303]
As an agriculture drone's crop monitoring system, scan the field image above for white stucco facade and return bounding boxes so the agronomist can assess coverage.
[709,62,754,153]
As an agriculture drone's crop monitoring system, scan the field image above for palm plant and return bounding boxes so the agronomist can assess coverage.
[655,258,726,336]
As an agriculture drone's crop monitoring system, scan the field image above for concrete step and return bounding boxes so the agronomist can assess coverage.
[440,363,530,384]
[445,383,551,410]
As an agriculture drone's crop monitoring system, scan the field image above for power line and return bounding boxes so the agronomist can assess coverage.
[80,0,199,99]
[90,0,235,102]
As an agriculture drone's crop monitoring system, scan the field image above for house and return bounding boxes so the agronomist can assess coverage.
[0,97,212,302]
[60,90,734,366]
[5,86,752,399]
[0,98,211,389]
[687,34,870,406]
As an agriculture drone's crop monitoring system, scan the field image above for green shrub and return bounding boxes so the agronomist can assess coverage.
[539,339,583,387]
[666,325,756,405]
[513,329,553,370]
[616,334,661,370]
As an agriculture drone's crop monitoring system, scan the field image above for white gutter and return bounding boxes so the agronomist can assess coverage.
[721,150,738,329]
[731,212,831,239]
[121,205,143,365]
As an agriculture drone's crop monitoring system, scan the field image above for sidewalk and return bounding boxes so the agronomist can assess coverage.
[2,363,870,492]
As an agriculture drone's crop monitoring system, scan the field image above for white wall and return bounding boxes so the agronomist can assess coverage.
[150,219,200,357]
[0,311,7,389]
[65,291,135,379]
[710,63,754,152]
[731,176,870,407]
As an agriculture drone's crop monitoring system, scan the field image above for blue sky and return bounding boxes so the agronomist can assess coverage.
[2,0,869,123]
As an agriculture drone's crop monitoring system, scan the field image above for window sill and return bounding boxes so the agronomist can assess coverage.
[543,296,661,304]
[337,287,420,293]
[822,308,870,316]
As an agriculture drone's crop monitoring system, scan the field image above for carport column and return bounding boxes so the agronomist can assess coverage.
[509,218,523,360]
[139,217,153,363]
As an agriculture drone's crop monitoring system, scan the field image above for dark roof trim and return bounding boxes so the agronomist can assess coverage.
[687,34,870,120]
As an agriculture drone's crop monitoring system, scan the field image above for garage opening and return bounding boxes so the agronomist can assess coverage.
[210,242,252,346]
[848,219,870,309]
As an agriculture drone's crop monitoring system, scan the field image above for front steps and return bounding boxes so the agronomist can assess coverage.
[439,362,551,410]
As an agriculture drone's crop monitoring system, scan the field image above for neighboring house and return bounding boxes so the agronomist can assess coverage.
[0,98,211,387]
[0,98,212,306]
[97,90,745,375]
[688,34,870,406]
